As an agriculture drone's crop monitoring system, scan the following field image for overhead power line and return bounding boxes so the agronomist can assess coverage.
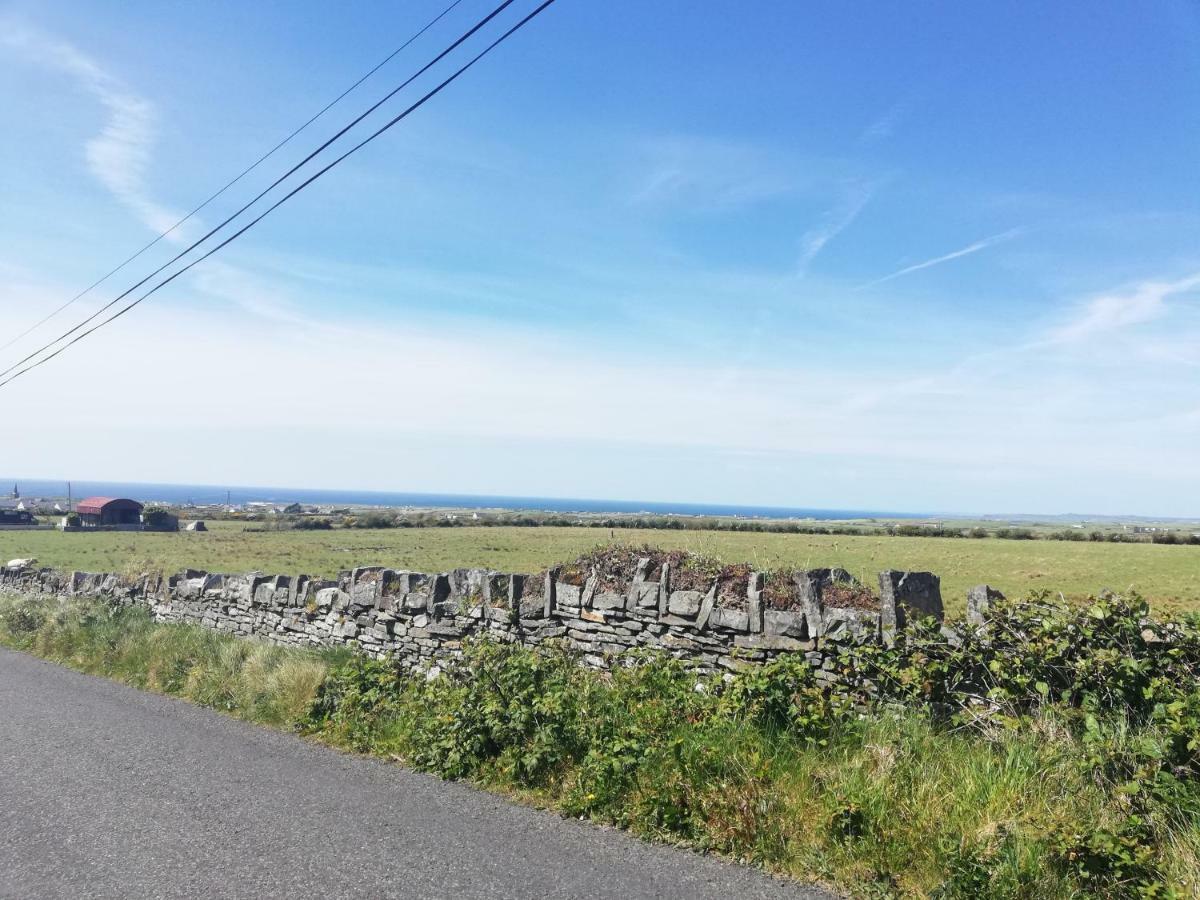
[0,0,466,356]
[0,0,518,382]
[0,0,558,391]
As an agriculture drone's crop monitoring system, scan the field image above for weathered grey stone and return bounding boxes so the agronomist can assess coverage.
[763,609,806,638]
[592,590,626,611]
[448,568,490,606]
[580,574,599,609]
[746,572,765,634]
[667,590,704,618]
[660,615,697,628]
[708,606,749,633]
[622,582,653,610]
[351,566,386,585]
[694,583,719,631]
[967,585,1004,625]
[821,606,878,642]
[348,580,378,612]
[626,557,652,610]
[555,582,582,608]
[733,633,813,652]
[879,570,943,638]
[507,574,527,607]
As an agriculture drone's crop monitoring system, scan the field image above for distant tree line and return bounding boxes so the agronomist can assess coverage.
[237,510,1200,545]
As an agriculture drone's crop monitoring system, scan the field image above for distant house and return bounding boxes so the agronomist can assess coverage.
[75,497,144,528]
[0,502,34,526]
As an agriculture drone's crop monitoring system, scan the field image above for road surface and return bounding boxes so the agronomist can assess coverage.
[0,647,833,899]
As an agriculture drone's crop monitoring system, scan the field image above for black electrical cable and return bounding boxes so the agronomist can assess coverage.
[0,0,558,391]
[0,0,518,381]
[0,0,466,354]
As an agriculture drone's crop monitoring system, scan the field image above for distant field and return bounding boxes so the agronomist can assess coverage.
[3,522,1199,616]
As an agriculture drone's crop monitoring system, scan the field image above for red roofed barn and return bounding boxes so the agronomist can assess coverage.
[75,497,144,528]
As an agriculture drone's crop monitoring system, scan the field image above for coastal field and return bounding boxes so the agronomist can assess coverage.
[3,522,1199,615]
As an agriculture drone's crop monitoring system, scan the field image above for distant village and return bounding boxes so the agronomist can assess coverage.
[0,483,350,533]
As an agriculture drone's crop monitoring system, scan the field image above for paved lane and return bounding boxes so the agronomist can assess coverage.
[0,648,833,899]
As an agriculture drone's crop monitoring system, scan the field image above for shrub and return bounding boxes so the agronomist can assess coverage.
[292,517,333,530]
[1050,529,1086,541]
[995,527,1036,540]
[141,506,174,530]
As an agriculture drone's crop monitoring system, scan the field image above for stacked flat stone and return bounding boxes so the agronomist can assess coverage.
[0,560,954,677]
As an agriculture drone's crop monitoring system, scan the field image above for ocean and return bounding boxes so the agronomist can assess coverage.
[2,478,922,520]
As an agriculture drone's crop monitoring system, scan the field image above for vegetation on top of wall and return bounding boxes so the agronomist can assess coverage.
[551,545,756,597]
[2,586,1200,896]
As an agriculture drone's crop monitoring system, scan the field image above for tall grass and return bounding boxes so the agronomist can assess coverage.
[0,594,335,727]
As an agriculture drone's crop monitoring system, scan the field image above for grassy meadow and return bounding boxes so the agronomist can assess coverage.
[3,521,1199,615]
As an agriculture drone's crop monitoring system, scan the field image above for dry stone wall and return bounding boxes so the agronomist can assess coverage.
[0,560,974,677]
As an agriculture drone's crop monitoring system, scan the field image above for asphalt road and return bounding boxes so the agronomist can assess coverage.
[0,647,833,899]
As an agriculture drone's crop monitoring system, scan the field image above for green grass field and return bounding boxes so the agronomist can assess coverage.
[3,522,1199,615]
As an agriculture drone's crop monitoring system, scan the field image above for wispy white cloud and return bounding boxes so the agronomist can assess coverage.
[797,181,876,273]
[0,20,181,237]
[1043,272,1200,345]
[858,228,1022,289]
[858,100,910,145]
[630,136,808,211]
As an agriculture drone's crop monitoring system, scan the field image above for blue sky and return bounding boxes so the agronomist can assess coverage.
[1,1,1199,515]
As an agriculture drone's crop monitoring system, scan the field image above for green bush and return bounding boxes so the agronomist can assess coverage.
[141,506,174,530]
[994,527,1036,540]
[292,517,333,530]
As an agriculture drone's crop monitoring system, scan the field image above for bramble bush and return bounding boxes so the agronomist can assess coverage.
[300,591,1200,895]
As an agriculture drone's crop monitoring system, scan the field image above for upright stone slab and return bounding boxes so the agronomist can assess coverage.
[626,557,652,611]
[543,569,557,619]
[966,585,1004,626]
[694,582,718,631]
[879,570,943,640]
[427,573,452,617]
[580,573,599,609]
[747,572,765,634]
[799,569,854,639]
[503,573,526,608]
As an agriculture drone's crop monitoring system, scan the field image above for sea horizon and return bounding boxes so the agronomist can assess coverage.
[2,477,927,521]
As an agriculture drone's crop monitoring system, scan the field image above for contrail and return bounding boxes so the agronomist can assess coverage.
[859,227,1022,289]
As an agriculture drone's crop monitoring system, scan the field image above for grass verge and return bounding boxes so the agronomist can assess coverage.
[2,592,1198,897]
